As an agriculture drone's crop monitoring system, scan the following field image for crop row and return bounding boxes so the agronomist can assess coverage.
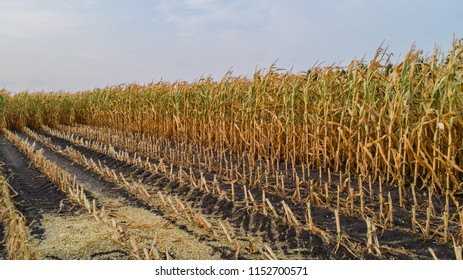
[34,124,463,259]
[2,128,171,260]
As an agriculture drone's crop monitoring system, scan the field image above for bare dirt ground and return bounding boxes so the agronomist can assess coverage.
[0,225,5,259]
[0,126,460,260]
[0,134,234,259]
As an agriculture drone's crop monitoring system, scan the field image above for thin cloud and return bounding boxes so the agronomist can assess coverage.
[0,0,106,38]
[0,1,88,38]
[154,0,271,40]
[0,0,461,92]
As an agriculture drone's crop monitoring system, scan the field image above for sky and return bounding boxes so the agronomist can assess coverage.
[0,0,462,92]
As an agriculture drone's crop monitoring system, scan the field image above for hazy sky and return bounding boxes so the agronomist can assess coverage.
[1,0,462,92]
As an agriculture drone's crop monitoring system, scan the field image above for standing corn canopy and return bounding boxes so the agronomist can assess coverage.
[1,39,463,194]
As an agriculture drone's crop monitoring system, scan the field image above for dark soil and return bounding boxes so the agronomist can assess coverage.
[12,128,460,260]
[37,132,400,258]
[34,130,337,259]
[14,132,239,260]
[0,225,5,259]
[0,135,74,238]
[90,250,129,260]
[17,132,143,209]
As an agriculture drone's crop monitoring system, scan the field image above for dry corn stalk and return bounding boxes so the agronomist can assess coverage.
[281,200,300,226]
[453,238,462,260]
[428,248,439,260]
[265,199,278,217]
[3,129,165,260]
[0,176,37,259]
[335,209,341,242]
[305,201,313,230]
[6,45,463,261]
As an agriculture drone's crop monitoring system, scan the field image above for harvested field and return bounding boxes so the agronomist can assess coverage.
[0,124,461,260]
[0,132,234,260]
[1,40,463,260]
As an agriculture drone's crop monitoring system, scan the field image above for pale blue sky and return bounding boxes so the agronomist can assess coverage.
[0,0,462,92]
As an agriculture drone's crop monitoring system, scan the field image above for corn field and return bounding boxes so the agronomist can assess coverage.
[0,40,462,259]
[2,41,463,193]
